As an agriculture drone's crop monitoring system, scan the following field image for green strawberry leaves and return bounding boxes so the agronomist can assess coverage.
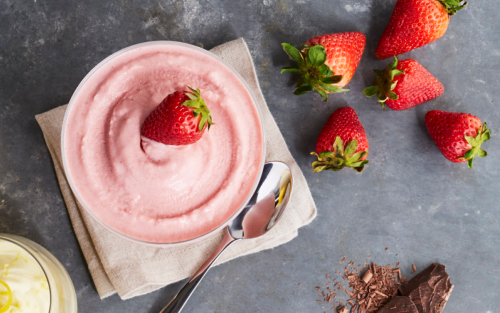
[183,86,214,132]
[294,85,313,95]
[387,90,398,100]
[363,56,405,110]
[482,128,491,141]
[308,45,327,67]
[281,66,301,74]
[281,43,349,101]
[311,136,369,173]
[464,135,478,147]
[322,75,343,85]
[363,86,378,97]
[457,122,491,168]
[282,43,303,64]
[438,0,467,15]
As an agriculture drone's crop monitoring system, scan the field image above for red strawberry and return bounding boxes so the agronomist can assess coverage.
[311,107,369,173]
[425,110,490,168]
[141,87,213,145]
[281,32,366,100]
[363,57,444,110]
[375,0,467,59]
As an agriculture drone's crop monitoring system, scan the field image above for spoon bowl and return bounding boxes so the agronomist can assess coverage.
[161,161,292,313]
[228,161,292,240]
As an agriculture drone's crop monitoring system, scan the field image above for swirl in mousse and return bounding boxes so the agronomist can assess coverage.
[63,43,264,243]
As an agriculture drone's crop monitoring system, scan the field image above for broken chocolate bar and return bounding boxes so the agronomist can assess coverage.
[399,263,453,313]
[378,296,418,313]
[378,263,453,313]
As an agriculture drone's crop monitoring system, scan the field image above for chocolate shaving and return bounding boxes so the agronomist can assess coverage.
[411,264,417,274]
[336,306,348,313]
[375,290,388,298]
[315,259,407,312]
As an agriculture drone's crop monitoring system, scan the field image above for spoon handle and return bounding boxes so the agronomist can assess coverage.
[160,228,237,313]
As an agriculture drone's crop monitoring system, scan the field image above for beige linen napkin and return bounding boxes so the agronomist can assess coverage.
[35,38,317,300]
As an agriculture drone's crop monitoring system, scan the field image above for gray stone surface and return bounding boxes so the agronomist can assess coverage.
[0,0,499,312]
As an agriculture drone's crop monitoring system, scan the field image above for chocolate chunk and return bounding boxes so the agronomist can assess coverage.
[378,296,418,313]
[399,263,453,313]
[361,270,373,284]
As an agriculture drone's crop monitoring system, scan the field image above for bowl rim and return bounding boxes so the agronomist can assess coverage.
[0,235,53,312]
[61,40,266,247]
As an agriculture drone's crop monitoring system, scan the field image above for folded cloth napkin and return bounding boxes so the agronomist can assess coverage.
[35,38,317,300]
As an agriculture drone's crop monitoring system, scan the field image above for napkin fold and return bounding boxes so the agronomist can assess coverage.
[35,38,317,300]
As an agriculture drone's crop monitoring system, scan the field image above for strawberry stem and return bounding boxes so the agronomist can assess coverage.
[363,56,404,110]
[457,122,490,168]
[281,43,349,101]
[183,86,214,132]
[311,136,369,173]
[437,0,467,16]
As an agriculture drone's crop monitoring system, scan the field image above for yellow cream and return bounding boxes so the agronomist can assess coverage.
[0,240,50,313]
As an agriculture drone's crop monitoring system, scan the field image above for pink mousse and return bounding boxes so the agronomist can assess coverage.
[63,43,264,243]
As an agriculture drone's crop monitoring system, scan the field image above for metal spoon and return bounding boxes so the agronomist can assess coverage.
[160,161,293,313]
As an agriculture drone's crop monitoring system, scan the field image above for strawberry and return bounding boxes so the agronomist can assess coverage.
[375,0,467,59]
[141,87,213,146]
[425,110,490,168]
[281,32,366,101]
[311,107,369,173]
[363,57,444,110]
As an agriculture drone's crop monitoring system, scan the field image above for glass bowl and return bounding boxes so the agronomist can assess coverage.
[61,41,266,247]
[0,234,77,313]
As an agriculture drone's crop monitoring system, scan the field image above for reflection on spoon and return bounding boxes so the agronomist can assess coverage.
[242,192,276,238]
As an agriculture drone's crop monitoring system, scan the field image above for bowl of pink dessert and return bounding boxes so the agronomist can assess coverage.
[61,41,265,246]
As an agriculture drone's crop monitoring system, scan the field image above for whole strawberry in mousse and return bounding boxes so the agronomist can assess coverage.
[141,87,213,145]
[281,32,366,101]
[363,57,444,110]
[311,107,369,173]
[425,110,490,168]
[375,0,467,59]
